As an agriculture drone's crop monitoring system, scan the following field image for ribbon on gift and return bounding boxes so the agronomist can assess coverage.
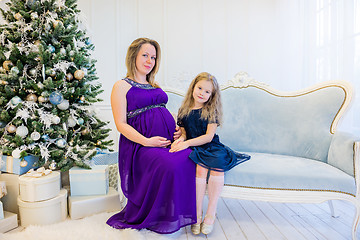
[0,152,5,169]
[0,181,7,198]
[24,167,52,177]
[1,155,14,173]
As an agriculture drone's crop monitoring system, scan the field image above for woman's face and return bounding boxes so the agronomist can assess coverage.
[135,43,156,77]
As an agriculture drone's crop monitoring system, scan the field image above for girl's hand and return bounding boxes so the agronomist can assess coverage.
[169,140,189,152]
[173,126,182,140]
[144,136,171,148]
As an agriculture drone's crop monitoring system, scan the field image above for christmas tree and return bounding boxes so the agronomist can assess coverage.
[0,0,113,171]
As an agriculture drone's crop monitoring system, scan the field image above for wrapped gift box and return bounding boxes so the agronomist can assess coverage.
[19,171,60,202]
[69,165,109,196]
[91,152,118,165]
[0,173,20,216]
[68,187,122,219]
[0,201,3,220]
[91,152,121,192]
[0,211,18,233]
[17,188,67,227]
[0,154,38,175]
[108,164,119,191]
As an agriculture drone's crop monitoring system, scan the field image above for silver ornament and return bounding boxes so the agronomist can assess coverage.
[49,160,57,170]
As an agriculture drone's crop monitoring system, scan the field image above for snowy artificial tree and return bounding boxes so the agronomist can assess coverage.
[0,0,113,171]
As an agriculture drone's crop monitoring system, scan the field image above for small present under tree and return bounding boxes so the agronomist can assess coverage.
[0,0,113,171]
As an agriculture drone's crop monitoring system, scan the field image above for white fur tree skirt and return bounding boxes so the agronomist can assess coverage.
[0,212,145,240]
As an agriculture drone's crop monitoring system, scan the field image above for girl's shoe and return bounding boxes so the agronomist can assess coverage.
[201,215,215,235]
[191,215,202,235]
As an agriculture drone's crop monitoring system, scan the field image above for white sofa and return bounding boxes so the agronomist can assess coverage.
[165,72,360,240]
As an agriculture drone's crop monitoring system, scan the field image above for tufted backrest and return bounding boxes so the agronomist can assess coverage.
[164,72,353,163]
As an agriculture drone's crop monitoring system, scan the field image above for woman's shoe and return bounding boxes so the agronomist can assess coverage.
[191,215,202,235]
[201,215,215,235]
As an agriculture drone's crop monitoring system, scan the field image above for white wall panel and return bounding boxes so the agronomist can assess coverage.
[163,0,204,90]
[202,0,228,82]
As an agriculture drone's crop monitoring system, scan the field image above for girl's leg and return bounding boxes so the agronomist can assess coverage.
[204,171,224,225]
[195,165,208,222]
[192,165,208,235]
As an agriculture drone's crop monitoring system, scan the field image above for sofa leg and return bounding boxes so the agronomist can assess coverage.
[352,203,360,240]
[327,200,338,218]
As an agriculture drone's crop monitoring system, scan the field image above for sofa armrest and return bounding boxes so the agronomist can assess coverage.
[328,131,360,177]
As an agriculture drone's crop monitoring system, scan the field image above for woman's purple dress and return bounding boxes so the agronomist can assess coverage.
[106,78,196,234]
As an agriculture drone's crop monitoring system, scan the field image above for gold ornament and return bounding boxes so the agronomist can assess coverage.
[26,93,37,102]
[81,128,90,135]
[38,96,47,103]
[66,73,73,81]
[14,13,22,20]
[74,70,84,80]
[20,159,28,167]
[3,60,13,71]
[80,96,85,102]
[53,20,61,28]
[7,124,16,133]
[34,40,41,46]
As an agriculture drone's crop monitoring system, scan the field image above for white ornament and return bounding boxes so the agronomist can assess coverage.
[60,48,66,55]
[52,116,61,124]
[57,99,69,110]
[56,138,66,148]
[12,148,21,159]
[16,125,29,138]
[67,117,76,127]
[37,82,44,89]
[30,12,38,20]
[31,131,41,141]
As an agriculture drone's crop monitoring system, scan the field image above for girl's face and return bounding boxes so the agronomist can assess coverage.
[135,43,156,77]
[192,79,213,108]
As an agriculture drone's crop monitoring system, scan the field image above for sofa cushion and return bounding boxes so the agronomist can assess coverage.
[218,86,346,163]
[224,152,356,196]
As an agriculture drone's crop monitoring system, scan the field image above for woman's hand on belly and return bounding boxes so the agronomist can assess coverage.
[144,136,171,148]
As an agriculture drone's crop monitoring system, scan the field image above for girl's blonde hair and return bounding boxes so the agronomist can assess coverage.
[178,72,223,125]
[125,37,161,88]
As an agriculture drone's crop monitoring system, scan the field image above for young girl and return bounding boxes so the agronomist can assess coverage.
[170,72,250,235]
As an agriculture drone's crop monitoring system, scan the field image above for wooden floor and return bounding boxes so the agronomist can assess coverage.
[6,197,359,240]
[143,197,360,240]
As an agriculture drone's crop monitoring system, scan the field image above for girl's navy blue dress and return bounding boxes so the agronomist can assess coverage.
[178,108,250,172]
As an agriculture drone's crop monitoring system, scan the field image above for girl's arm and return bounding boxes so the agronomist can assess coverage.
[169,123,217,152]
[111,80,171,147]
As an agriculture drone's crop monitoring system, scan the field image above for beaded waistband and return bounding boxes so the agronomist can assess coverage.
[127,103,166,118]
